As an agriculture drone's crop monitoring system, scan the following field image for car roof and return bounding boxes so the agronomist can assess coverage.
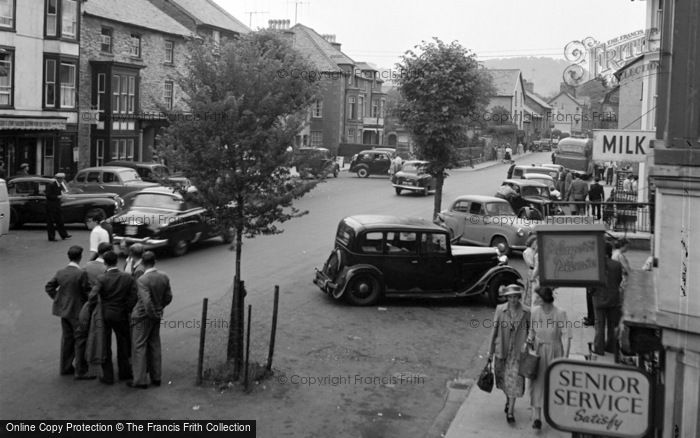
[132,186,183,197]
[523,173,554,180]
[7,176,54,183]
[402,160,429,165]
[451,195,508,204]
[106,161,166,168]
[297,147,329,152]
[360,149,390,154]
[76,166,137,172]
[343,215,445,233]
[502,178,548,187]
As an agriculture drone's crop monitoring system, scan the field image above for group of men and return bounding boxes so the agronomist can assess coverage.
[555,170,606,218]
[44,243,172,389]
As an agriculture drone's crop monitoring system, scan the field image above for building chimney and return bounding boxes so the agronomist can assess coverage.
[268,19,291,30]
[321,34,336,43]
[523,80,534,94]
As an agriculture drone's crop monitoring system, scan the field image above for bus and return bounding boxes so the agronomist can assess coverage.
[554,137,593,178]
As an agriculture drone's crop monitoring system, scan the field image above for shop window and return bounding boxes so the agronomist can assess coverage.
[0,49,13,107]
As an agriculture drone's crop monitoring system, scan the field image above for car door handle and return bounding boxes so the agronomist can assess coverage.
[445,260,452,264]
[411,260,419,264]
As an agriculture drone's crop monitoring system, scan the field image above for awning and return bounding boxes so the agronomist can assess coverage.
[0,117,67,130]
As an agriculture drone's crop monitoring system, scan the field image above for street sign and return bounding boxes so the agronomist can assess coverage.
[535,224,606,287]
[545,359,653,438]
[592,130,654,162]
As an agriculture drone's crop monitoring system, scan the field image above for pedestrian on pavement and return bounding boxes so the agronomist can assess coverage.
[568,173,589,215]
[522,235,538,309]
[583,287,595,327]
[124,243,146,279]
[591,243,623,355]
[128,251,173,389]
[504,144,513,163]
[588,178,605,220]
[612,238,632,291]
[88,250,137,384]
[45,172,71,242]
[17,163,29,176]
[44,245,91,378]
[487,284,530,424]
[85,242,112,287]
[0,160,6,179]
[527,286,571,430]
[87,211,110,261]
[623,174,633,193]
[605,161,615,185]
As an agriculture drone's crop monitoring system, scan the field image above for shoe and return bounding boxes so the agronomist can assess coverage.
[60,367,75,376]
[504,402,508,413]
[74,375,97,380]
[582,317,594,327]
[126,381,148,389]
[118,374,133,381]
[533,419,542,429]
[61,234,72,240]
[99,378,114,385]
[49,238,58,242]
[507,413,515,424]
[151,380,161,387]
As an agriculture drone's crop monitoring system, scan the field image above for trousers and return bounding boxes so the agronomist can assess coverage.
[131,318,162,385]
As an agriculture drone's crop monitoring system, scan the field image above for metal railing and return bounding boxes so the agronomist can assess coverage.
[543,200,654,234]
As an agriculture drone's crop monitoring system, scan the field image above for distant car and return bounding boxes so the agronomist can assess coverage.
[109,187,233,257]
[391,160,436,196]
[69,166,159,197]
[348,150,392,178]
[507,164,560,180]
[0,179,9,237]
[313,215,522,306]
[436,195,534,255]
[292,147,340,178]
[496,179,563,219]
[7,176,124,229]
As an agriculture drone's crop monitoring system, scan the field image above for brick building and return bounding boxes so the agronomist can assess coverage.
[0,0,82,177]
[78,0,192,168]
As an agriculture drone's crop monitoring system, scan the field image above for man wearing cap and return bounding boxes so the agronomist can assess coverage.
[45,172,71,241]
[17,163,29,176]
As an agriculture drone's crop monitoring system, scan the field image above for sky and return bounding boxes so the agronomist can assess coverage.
[217,0,648,69]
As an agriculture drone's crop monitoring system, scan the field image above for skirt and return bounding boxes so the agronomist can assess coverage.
[494,355,525,398]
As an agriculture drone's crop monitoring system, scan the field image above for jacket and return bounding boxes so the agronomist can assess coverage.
[489,303,530,359]
[592,258,623,308]
[79,294,104,365]
[45,265,90,319]
[132,269,173,321]
[84,260,106,287]
[89,268,137,321]
[568,178,589,201]
[588,182,604,201]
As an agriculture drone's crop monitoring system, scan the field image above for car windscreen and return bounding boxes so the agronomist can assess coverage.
[521,185,550,198]
[131,194,183,210]
[485,202,515,216]
[118,169,142,182]
[401,163,425,173]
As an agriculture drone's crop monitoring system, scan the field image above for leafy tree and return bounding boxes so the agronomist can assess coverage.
[157,31,320,377]
[395,38,494,219]
[489,105,511,126]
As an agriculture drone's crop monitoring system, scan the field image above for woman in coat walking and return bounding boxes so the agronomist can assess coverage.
[487,284,531,423]
[527,286,571,430]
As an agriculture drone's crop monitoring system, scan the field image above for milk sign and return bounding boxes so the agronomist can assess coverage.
[593,129,654,163]
[546,360,653,437]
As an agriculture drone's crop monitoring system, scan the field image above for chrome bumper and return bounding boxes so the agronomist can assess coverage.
[392,183,428,191]
[113,235,170,250]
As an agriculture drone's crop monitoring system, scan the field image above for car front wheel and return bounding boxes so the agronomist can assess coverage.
[356,167,369,178]
[395,187,402,195]
[345,273,382,306]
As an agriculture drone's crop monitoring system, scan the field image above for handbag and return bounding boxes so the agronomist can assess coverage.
[476,358,494,393]
[518,345,540,380]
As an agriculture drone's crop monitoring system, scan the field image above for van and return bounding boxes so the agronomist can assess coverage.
[554,137,593,177]
[0,179,9,237]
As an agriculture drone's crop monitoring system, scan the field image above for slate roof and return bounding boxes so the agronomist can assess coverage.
[548,91,584,106]
[169,0,250,34]
[84,0,192,36]
[488,69,522,96]
[525,91,552,110]
[289,24,355,72]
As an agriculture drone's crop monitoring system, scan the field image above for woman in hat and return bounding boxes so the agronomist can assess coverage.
[17,163,29,176]
[487,284,530,423]
[527,286,571,430]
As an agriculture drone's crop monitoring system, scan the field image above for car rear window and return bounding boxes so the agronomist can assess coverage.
[87,172,100,183]
[103,172,116,183]
[360,232,384,253]
[119,169,141,182]
[336,221,355,247]
[131,193,183,210]
[385,231,417,254]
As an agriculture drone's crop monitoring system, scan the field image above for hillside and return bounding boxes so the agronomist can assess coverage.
[480,57,571,99]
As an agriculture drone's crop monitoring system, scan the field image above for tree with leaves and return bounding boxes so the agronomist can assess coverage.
[395,38,494,219]
[157,31,320,377]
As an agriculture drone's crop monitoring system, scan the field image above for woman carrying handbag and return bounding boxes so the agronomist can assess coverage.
[487,284,530,424]
[527,286,572,430]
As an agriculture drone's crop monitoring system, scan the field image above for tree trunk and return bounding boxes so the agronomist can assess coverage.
[433,172,445,221]
[227,206,245,380]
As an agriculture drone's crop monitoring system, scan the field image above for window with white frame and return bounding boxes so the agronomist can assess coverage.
[0,0,14,28]
[112,74,136,114]
[348,128,355,143]
[61,0,76,38]
[46,0,57,36]
[358,96,364,119]
[129,34,141,57]
[100,27,112,53]
[348,97,356,120]
[96,139,104,166]
[112,75,120,113]
[310,131,322,147]
[45,59,56,106]
[44,57,77,109]
[128,76,135,113]
[59,62,75,108]
[380,99,385,118]
[96,73,105,110]
[163,81,173,110]
[312,100,322,118]
[0,50,13,106]
[165,40,174,64]
[43,137,54,174]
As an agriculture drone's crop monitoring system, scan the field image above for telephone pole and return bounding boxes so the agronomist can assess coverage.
[287,0,309,24]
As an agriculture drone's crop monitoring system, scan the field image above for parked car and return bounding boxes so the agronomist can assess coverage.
[104,160,191,188]
[391,160,436,196]
[109,187,233,256]
[313,215,522,306]
[7,176,124,229]
[371,147,397,157]
[292,147,340,178]
[436,195,534,255]
[496,179,564,219]
[507,164,560,180]
[348,150,392,178]
[522,173,561,199]
[0,179,9,237]
[69,166,159,197]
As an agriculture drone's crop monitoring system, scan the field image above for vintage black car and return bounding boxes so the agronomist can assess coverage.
[292,147,340,178]
[109,187,233,256]
[69,166,160,197]
[314,215,522,306]
[348,150,392,178]
[391,160,437,196]
[8,176,124,229]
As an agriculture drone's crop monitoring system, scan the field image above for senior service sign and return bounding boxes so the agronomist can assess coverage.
[545,360,652,437]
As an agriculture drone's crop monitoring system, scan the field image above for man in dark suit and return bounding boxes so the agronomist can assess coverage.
[88,251,137,384]
[85,242,112,287]
[128,251,173,388]
[45,172,71,241]
[588,178,605,220]
[591,243,624,355]
[45,245,92,378]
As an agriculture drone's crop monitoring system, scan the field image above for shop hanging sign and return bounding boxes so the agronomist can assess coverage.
[593,130,653,163]
[535,224,606,287]
[545,359,652,437]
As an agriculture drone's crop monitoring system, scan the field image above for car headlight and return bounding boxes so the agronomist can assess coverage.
[517,228,525,237]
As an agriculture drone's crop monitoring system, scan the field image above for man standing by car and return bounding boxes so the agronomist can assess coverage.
[588,178,605,220]
[128,251,172,389]
[45,172,71,242]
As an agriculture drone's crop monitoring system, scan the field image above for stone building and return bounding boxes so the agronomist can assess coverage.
[148,0,250,41]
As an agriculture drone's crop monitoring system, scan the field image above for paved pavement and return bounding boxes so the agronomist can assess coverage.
[444,249,650,438]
